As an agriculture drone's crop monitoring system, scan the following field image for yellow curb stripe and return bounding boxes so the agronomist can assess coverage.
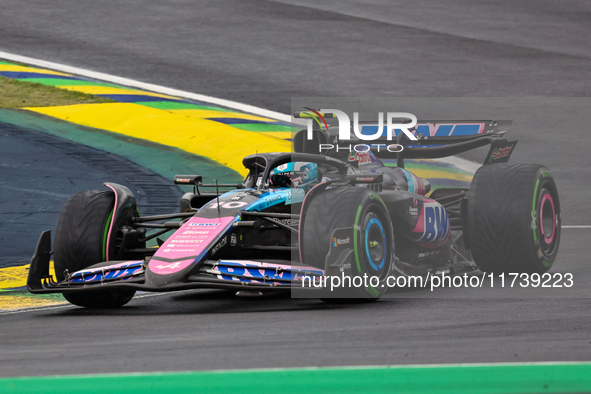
[27,103,291,176]
[0,265,29,289]
[259,131,292,140]
[0,295,66,311]
[0,64,71,76]
[0,261,56,290]
[0,262,62,310]
[167,109,279,122]
[57,85,179,99]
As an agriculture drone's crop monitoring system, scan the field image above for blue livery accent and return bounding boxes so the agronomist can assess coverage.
[69,261,144,284]
[245,188,305,212]
[420,205,450,244]
[359,123,484,138]
[449,124,482,136]
[215,261,323,283]
[365,218,386,271]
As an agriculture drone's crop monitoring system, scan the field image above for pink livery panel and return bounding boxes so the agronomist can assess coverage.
[148,216,235,275]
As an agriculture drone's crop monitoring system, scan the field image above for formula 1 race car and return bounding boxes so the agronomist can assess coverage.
[27,116,561,307]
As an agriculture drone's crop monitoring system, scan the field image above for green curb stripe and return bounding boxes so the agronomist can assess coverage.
[134,101,234,111]
[1,288,64,301]
[102,210,114,261]
[354,205,363,275]
[19,78,121,88]
[532,178,540,245]
[1,363,590,394]
[230,123,292,132]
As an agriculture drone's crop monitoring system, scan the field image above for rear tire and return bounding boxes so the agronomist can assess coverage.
[54,190,136,308]
[301,187,394,301]
[466,163,560,273]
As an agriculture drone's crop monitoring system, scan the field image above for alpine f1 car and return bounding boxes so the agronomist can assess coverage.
[27,114,560,307]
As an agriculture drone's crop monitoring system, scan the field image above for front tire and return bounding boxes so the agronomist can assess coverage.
[301,187,394,300]
[466,163,560,273]
[54,190,137,308]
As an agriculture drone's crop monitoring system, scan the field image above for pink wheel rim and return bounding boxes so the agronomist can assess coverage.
[539,192,556,245]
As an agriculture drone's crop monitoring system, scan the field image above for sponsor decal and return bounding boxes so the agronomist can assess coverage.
[247,189,305,211]
[490,146,513,161]
[175,178,191,183]
[332,236,351,247]
[154,261,190,272]
[230,233,237,246]
[265,194,284,205]
[150,216,235,275]
[485,140,517,164]
[412,201,450,246]
[270,217,300,226]
[357,177,376,182]
[215,261,323,283]
[348,151,373,165]
[176,235,210,239]
[418,250,440,258]
[230,192,248,201]
[209,201,249,209]
[211,236,227,255]
[70,261,144,283]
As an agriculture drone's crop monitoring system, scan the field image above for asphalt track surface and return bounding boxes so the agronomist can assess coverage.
[1,0,590,377]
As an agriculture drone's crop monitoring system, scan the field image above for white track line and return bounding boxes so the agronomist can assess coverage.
[0,51,291,123]
[562,225,591,229]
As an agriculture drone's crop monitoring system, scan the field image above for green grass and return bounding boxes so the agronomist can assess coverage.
[0,76,114,108]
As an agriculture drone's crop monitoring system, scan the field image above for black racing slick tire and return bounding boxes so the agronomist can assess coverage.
[53,190,136,308]
[466,163,560,274]
[301,186,394,300]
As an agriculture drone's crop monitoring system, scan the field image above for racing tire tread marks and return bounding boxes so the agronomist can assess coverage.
[301,186,394,300]
[467,163,560,274]
[53,190,135,308]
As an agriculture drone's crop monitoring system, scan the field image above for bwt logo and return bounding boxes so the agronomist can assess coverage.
[302,108,418,142]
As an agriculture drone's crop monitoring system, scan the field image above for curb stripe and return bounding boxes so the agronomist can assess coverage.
[1,362,590,393]
[0,50,291,122]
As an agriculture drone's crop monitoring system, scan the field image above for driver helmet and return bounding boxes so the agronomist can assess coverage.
[270,162,319,190]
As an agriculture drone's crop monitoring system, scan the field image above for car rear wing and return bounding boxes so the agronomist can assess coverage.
[379,120,515,167]
[292,111,515,166]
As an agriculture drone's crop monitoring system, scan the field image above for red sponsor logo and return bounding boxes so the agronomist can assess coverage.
[348,151,372,165]
[491,146,512,160]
